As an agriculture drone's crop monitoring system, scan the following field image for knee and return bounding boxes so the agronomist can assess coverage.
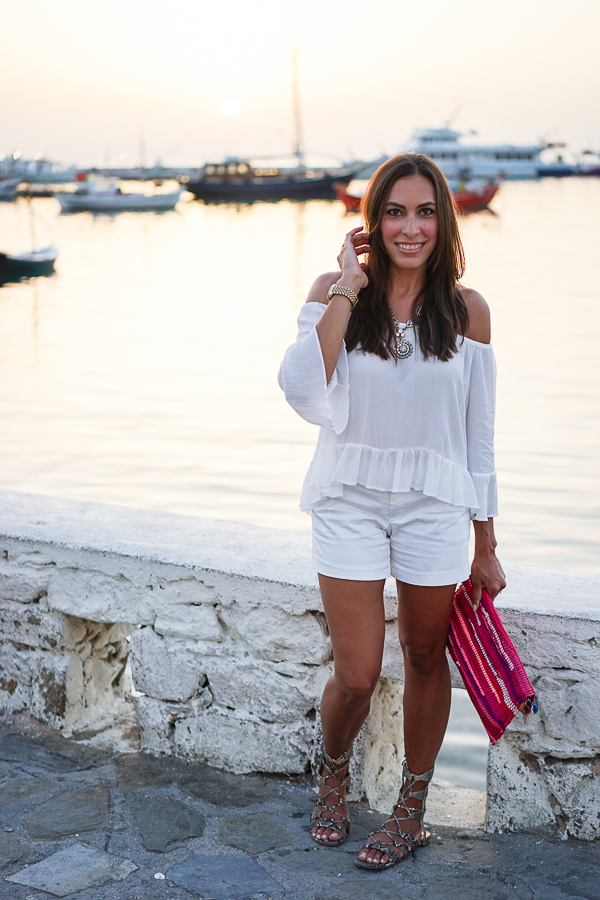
[336,666,380,703]
[402,640,446,677]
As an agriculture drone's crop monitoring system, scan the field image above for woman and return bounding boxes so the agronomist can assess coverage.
[278,153,505,871]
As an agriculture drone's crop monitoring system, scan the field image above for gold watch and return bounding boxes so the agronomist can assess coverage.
[326,284,360,308]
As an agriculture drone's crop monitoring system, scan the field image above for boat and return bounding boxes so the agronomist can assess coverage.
[184,158,363,203]
[391,128,569,180]
[333,178,499,214]
[56,181,182,213]
[0,179,18,202]
[185,46,364,203]
[0,245,58,284]
[577,151,600,176]
[0,153,77,185]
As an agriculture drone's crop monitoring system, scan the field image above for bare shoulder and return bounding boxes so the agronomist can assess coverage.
[461,286,491,344]
[305,271,340,304]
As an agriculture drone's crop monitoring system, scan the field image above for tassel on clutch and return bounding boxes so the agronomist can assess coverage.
[447,578,538,745]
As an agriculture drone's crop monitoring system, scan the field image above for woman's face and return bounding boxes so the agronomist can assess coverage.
[380,174,438,272]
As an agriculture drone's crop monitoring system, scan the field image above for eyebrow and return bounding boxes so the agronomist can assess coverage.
[385,200,436,209]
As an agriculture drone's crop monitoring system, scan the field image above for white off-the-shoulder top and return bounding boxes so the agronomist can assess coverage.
[278,301,498,521]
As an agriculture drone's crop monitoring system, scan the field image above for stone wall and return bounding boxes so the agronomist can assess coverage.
[1,489,599,839]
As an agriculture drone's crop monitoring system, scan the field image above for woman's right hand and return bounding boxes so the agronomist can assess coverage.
[336,227,369,293]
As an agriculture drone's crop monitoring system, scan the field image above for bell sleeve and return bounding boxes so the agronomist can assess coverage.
[465,341,499,521]
[278,302,349,434]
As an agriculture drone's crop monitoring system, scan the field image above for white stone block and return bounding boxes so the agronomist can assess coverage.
[500,612,600,671]
[0,645,82,726]
[136,693,213,755]
[531,671,600,751]
[540,757,600,841]
[219,605,330,664]
[154,603,223,641]
[213,577,321,616]
[172,706,313,774]
[0,600,87,650]
[48,566,155,624]
[485,736,556,835]
[350,678,405,810]
[129,627,207,702]
[486,735,600,840]
[205,658,319,724]
[0,554,52,604]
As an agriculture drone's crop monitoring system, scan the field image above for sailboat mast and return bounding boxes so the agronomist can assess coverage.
[292,46,305,167]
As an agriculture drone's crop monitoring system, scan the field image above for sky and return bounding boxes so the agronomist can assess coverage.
[2,0,599,168]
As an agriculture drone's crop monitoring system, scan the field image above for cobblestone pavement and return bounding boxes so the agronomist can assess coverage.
[1,712,599,900]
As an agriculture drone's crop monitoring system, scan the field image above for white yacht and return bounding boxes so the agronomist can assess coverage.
[404,127,555,180]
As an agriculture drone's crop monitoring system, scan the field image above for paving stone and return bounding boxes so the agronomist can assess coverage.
[116,752,195,789]
[267,845,358,878]
[315,887,412,900]
[423,873,521,900]
[24,783,109,839]
[182,767,280,808]
[0,830,26,869]
[167,854,281,899]
[128,792,205,852]
[6,842,137,897]
[0,735,93,773]
[0,776,60,807]
[217,812,293,854]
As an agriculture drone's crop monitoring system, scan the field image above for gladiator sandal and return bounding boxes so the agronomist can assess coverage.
[310,745,352,847]
[355,758,434,870]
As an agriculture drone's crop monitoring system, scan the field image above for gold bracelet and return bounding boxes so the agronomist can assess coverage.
[326,284,360,308]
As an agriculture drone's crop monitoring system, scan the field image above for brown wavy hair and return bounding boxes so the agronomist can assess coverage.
[345,153,468,361]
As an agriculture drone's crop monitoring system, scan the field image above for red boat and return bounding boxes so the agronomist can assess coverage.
[333,180,499,214]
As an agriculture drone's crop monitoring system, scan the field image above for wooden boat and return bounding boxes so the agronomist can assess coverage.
[184,160,362,203]
[0,245,58,284]
[333,180,499,214]
[57,183,182,213]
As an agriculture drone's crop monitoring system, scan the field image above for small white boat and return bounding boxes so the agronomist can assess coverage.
[0,245,58,283]
[57,181,182,213]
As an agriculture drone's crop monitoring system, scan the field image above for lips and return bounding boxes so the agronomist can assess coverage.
[396,242,425,252]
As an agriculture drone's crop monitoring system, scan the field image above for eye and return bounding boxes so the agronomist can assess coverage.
[421,207,435,216]
[386,208,402,217]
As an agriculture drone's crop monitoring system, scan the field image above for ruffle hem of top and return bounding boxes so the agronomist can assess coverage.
[300,444,498,520]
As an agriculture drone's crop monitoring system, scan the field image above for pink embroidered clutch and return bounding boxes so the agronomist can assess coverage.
[447,578,537,745]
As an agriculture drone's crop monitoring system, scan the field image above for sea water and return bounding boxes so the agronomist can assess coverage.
[1,178,598,789]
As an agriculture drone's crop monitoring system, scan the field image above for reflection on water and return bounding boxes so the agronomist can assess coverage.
[0,180,599,578]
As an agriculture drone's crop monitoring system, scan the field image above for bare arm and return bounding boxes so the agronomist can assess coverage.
[471,518,506,606]
[308,227,369,383]
[462,287,491,344]
[462,287,505,605]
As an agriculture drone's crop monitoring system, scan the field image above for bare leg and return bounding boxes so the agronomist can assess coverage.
[311,574,386,844]
[357,581,455,866]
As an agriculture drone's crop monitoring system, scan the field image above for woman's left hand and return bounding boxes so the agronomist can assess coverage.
[470,549,506,608]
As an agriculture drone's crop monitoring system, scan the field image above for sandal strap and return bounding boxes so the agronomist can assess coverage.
[309,814,350,832]
[312,744,352,832]
[321,746,352,780]
[393,758,434,825]
[364,836,411,862]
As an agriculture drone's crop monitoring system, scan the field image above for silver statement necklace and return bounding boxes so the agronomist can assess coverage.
[390,306,422,359]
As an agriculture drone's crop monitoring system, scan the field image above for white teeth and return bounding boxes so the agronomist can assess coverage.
[397,243,422,250]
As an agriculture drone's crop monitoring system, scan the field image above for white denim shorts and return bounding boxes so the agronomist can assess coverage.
[311,484,471,586]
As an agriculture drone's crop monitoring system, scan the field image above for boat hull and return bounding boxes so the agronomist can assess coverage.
[0,246,58,284]
[334,181,499,214]
[185,172,354,203]
[57,190,181,213]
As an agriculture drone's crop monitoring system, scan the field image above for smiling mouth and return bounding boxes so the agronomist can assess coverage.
[396,242,425,251]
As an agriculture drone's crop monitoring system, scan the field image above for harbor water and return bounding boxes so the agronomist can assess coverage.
[1,178,599,789]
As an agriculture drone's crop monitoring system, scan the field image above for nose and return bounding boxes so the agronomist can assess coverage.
[401,214,420,237]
